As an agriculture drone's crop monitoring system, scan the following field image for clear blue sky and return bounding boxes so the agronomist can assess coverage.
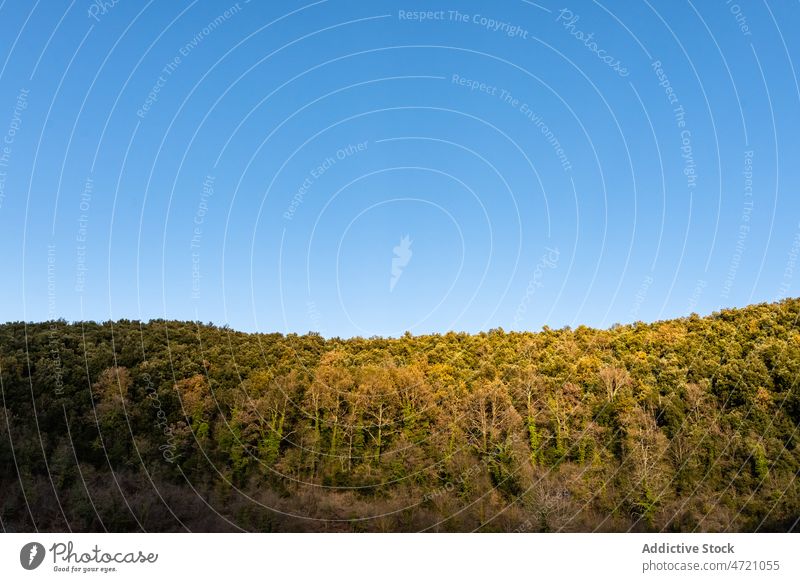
[0,0,798,337]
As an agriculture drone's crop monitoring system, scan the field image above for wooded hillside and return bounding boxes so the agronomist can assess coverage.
[2,299,799,531]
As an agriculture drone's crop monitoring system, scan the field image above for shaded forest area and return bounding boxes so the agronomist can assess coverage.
[1,299,800,532]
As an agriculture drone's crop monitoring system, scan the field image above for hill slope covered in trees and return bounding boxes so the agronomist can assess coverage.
[1,299,799,532]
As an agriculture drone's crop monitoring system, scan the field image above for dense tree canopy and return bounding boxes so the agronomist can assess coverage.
[1,299,799,531]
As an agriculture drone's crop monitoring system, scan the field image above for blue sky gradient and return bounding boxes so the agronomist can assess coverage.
[0,0,798,337]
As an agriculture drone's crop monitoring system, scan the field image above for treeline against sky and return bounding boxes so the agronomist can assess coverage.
[1,299,799,532]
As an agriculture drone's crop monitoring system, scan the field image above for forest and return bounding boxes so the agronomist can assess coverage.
[1,298,799,532]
